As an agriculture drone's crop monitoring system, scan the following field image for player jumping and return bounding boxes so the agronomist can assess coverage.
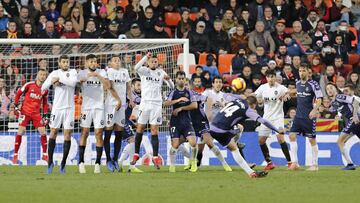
[13,69,49,164]
[252,70,292,170]
[129,53,174,172]
[42,55,78,174]
[288,64,323,171]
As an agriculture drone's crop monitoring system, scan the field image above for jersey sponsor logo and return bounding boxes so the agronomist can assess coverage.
[114,79,127,83]
[274,90,278,95]
[297,92,312,97]
[29,93,42,100]
[86,81,101,85]
[145,76,160,82]
[66,73,70,77]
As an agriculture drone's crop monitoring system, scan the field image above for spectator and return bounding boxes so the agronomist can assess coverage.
[125,23,145,39]
[271,19,287,49]
[37,21,60,38]
[113,6,130,35]
[125,0,144,23]
[310,55,325,75]
[311,20,331,52]
[275,43,291,66]
[250,74,262,91]
[332,21,355,52]
[196,8,212,34]
[62,20,80,38]
[336,75,346,91]
[161,0,178,12]
[201,70,212,89]
[31,58,48,80]
[192,75,205,93]
[80,20,99,38]
[221,9,238,32]
[146,20,169,38]
[334,56,348,77]
[97,6,111,33]
[271,0,288,19]
[259,65,269,84]
[284,34,303,57]
[1,0,19,18]
[287,0,307,26]
[262,6,277,32]
[227,0,242,19]
[176,8,193,39]
[55,16,65,34]
[333,33,348,63]
[37,14,47,33]
[14,6,35,33]
[291,55,301,76]
[123,53,135,77]
[231,46,248,74]
[149,0,165,20]
[61,0,83,20]
[106,0,118,20]
[320,65,337,94]
[142,6,156,37]
[202,54,220,79]
[28,0,46,22]
[255,45,269,65]
[191,65,203,81]
[0,21,18,38]
[320,96,337,119]
[46,1,60,22]
[178,0,202,12]
[70,7,84,32]
[189,21,210,61]
[204,0,223,23]
[328,0,350,31]
[0,5,9,32]
[321,45,337,65]
[286,107,297,119]
[248,21,275,56]
[247,53,262,74]
[209,19,230,55]
[230,25,248,54]
[291,21,312,51]
[20,22,36,38]
[302,9,320,33]
[248,0,268,22]
[346,72,360,95]
[240,65,252,85]
[268,60,282,75]
[83,0,100,21]
[311,0,327,18]
[238,8,255,34]
[281,63,296,86]
[102,20,119,38]
[351,0,360,30]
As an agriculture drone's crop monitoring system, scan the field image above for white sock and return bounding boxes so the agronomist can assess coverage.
[311,144,318,166]
[169,147,177,166]
[178,144,190,158]
[289,141,298,163]
[191,146,198,161]
[211,145,228,166]
[119,143,134,165]
[340,147,353,165]
[231,150,254,175]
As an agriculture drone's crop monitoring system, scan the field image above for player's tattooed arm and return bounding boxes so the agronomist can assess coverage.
[309,98,322,119]
[127,82,135,108]
[41,72,53,91]
[173,101,198,116]
[205,97,213,121]
[164,97,189,106]
[352,98,359,124]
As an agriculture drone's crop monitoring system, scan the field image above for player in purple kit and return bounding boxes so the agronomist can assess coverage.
[209,96,281,178]
[288,64,323,171]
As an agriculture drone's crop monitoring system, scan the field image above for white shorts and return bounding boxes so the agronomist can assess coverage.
[49,108,75,130]
[256,118,284,137]
[137,103,162,125]
[80,109,105,129]
[105,105,126,127]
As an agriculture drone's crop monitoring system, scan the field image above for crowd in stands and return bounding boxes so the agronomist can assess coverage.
[1,0,360,123]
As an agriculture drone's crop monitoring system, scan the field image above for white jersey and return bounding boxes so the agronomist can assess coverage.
[78,68,108,110]
[202,89,225,117]
[254,83,288,120]
[105,67,130,106]
[42,69,77,110]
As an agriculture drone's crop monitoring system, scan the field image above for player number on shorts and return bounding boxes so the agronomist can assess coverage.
[107,114,113,120]
[220,102,240,117]
[81,114,86,120]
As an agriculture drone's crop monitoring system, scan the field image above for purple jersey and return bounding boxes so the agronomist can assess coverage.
[295,80,323,119]
[190,91,208,123]
[167,87,196,125]
[330,94,354,119]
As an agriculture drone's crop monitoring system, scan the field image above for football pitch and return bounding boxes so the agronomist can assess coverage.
[0,166,359,203]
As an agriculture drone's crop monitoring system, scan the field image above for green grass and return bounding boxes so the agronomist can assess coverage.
[0,166,359,203]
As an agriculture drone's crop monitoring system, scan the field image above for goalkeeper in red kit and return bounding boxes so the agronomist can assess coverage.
[13,69,49,164]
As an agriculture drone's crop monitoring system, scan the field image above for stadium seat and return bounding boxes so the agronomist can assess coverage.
[189,13,198,21]
[198,53,216,65]
[164,27,173,38]
[118,0,129,8]
[218,54,235,74]
[135,54,142,63]
[349,27,358,48]
[324,0,333,8]
[177,53,196,66]
[343,64,353,74]
[189,64,198,74]
[165,12,181,27]
[348,54,360,65]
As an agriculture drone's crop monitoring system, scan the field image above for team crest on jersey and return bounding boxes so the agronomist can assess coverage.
[70,121,74,127]
[274,90,278,95]
[101,120,104,125]
[157,117,161,123]
[305,87,309,92]
[66,73,70,77]
[121,119,125,124]
[185,93,189,98]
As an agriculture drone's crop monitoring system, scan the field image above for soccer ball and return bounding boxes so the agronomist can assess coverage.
[231,78,247,92]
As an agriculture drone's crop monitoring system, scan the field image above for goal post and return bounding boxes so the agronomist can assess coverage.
[0,38,190,166]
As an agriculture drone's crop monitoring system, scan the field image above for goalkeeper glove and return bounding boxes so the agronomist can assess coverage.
[14,104,21,118]
[42,113,50,126]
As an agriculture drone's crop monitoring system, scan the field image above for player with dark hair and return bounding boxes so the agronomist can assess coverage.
[13,69,49,164]
[209,95,281,178]
[288,64,323,171]
[42,55,78,174]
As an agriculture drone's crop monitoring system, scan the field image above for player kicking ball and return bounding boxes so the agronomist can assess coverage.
[209,96,280,178]
[104,54,133,172]
[13,69,49,164]
[78,54,110,174]
[288,64,323,171]
[252,70,292,170]
[164,71,198,173]
[42,55,78,174]
[129,53,174,172]
[326,83,359,170]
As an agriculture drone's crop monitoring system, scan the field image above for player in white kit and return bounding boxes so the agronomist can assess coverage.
[104,54,133,172]
[78,54,110,174]
[130,53,174,172]
[253,70,292,170]
[41,55,78,174]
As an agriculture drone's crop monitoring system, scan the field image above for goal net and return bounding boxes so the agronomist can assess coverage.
[0,39,192,166]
